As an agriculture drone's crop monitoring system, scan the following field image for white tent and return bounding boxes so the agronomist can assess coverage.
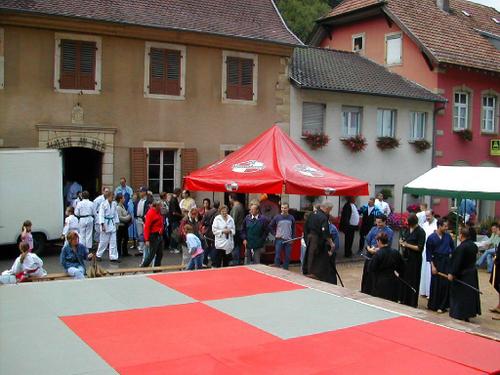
[403,166,500,200]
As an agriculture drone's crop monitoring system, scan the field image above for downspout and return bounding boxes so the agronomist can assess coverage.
[432,103,446,168]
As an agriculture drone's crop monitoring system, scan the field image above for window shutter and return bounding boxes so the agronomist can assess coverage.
[78,41,96,90]
[150,47,166,94]
[240,58,253,100]
[226,57,254,101]
[302,103,325,135]
[60,39,96,90]
[130,148,147,190]
[181,148,198,183]
[60,40,78,89]
[166,50,181,96]
[226,57,240,99]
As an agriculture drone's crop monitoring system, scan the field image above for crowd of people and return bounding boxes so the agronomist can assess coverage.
[1,183,499,324]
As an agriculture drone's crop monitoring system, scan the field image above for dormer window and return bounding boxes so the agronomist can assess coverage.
[352,33,365,53]
[462,10,470,17]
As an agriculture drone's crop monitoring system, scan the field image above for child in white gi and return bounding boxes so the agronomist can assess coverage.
[1,242,47,283]
[62,206,79,246]
[96,191,119,262]
[75,191,94,250]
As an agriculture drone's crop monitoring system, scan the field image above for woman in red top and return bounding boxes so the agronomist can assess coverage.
[141,201,164,267]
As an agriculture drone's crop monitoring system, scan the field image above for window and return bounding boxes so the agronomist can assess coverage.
[0,28,4,89]
[377,109,396,137]
[148,149,176,194]
[222,51,258,103]
[144,42,186,99]
[54,33,101,93]
[453,92,469,130]
[410,112,427,140]
[342,106,362,137]
[302,102,325,135]
[352,34,364,53]
[385,33,402,65]
[482,95,497,133]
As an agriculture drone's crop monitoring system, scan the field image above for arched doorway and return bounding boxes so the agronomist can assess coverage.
[62,147,103,199]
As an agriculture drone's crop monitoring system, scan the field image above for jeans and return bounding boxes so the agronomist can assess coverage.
[187,254,203,270]
[67,265,85,279]
[141,233,164,267]
[476,248,496,273]
[231,231,242,265]
[274,239,292,270]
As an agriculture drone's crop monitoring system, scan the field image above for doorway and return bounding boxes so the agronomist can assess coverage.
[62,147,103,199]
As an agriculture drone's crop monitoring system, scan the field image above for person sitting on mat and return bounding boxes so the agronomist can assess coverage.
[1,242,47,283]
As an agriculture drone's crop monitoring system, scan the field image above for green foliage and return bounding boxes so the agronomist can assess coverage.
[276,0,331,42]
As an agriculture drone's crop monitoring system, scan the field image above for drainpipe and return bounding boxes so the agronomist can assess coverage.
[432,103,446,168]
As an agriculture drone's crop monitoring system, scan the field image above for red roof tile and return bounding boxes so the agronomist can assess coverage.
[322,0,500,72]
[0,0,302,46]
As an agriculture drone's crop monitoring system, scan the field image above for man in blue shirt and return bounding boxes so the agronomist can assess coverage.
[115,177,134,206]
[427,218,454,312]
[361,215,393,295]
[269,202,295,270]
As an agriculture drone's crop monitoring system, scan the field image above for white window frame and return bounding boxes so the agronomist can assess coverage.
[302,102,326,136]
[341,106,362,137]
[377,109,397,137]
[453,91,469,130]
[0,28,4,89]
[385,32,402,66]
[222,50,258,105]
[409,111,427,140]
[352,33,365,53]
[54,32,102,94]
[144,41,186,100]
[481,95,497,133]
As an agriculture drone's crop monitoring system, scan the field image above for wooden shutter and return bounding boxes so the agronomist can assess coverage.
[130,148,147,190]
[60,39,96,90]
[226,57,253,100]
[149,48,181,96]
[181,148,198,182]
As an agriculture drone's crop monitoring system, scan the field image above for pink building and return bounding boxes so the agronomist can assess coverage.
[310,0,500,219]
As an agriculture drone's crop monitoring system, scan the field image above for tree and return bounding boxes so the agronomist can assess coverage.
[276,0,332,42]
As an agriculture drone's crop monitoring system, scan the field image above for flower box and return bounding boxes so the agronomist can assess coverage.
[456,129,473,141]
[409,139,431,153]
[376,136,400,150]
[340,135,367,153]
[303,132,330,150]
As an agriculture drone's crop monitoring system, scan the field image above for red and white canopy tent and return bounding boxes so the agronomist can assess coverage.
[184,125,368,197]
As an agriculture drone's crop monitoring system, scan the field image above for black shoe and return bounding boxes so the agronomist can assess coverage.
[122,253,130,257]
[110,259,121,263]
[96,257,103,262]
[134,252,143,257]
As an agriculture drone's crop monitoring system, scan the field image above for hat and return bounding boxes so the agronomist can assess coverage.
[139,186,148,192]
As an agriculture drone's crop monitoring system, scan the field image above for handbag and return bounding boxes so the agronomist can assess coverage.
[88,257,107,278]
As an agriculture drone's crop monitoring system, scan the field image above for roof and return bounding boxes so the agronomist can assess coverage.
[184,125,369,196]
[403,166,500,200]
[0,0,302,46]
[291,47,446,102]
[319,0,500,73]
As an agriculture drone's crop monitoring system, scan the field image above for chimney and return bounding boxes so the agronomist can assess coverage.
[436,0,450,12]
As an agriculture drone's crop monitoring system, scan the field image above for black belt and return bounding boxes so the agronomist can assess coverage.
[79,215,92,218]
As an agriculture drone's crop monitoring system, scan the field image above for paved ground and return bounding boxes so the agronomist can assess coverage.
[1,242,498,334]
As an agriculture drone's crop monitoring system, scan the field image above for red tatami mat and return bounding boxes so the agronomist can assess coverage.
[60,302,280,374]
[149,267,304,300]
[214,326,485,375]
[354,316,500,374]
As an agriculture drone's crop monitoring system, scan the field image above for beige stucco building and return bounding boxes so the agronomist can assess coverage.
[0,1,300,199]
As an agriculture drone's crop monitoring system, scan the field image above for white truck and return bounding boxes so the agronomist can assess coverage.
[0,149,64,253]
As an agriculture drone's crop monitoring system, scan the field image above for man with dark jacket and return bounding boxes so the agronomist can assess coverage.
[340,197,359,258]
[358,198,381,254]
[241,203,269,265]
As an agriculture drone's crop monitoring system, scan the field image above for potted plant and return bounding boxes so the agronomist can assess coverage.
[376,136,400,150]
[340,134,367,153]
[410,139,431,153]
[303,132,330,150]
[456,128,473,141]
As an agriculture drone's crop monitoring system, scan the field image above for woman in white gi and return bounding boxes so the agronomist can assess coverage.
[96,191,119,262]
[1,242,47,283]
[75,190,94,250]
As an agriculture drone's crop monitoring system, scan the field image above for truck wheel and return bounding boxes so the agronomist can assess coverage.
[32,233,47,255]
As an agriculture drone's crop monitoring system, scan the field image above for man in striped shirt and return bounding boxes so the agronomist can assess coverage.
[269,203,295,270]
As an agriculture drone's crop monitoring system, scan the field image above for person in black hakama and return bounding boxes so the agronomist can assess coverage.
[448,227,481,321]
[303,201,336,284]
[369,232,405,302]
[427,218,455,313]
[489,244,500,320]
[399,213,426,307]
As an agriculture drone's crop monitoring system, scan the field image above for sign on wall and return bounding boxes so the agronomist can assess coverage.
[491,139,500,156]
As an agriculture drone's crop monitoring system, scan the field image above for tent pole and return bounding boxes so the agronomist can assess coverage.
[399,190,404,252]
[455,197,462,247]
